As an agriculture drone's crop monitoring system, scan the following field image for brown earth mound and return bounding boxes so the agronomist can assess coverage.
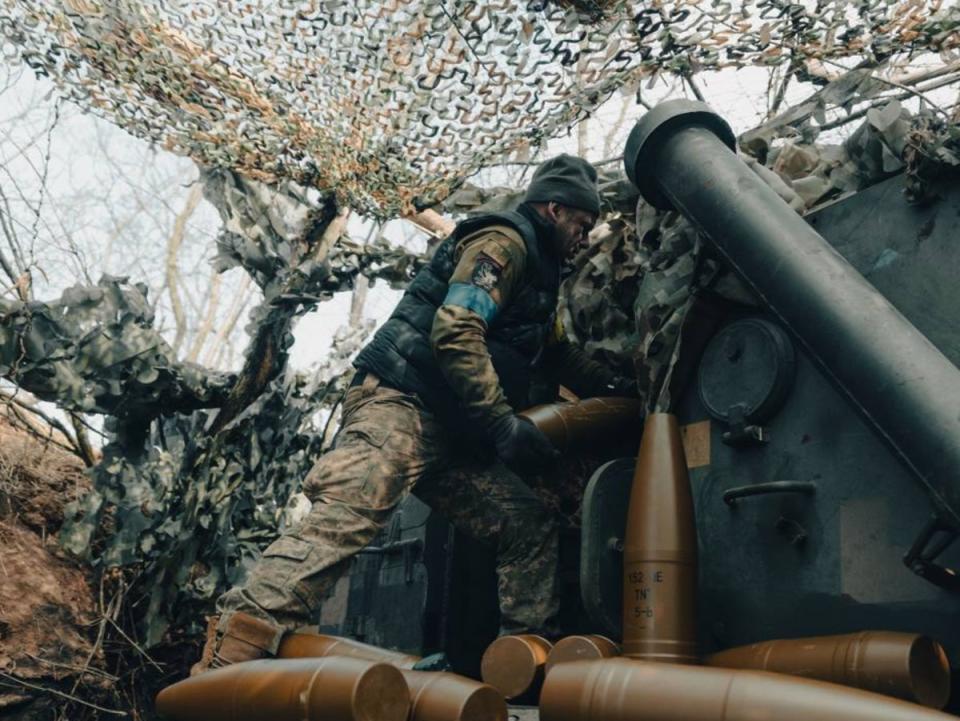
[0,417,106,719]
[0,521,102,710]
[0,416,90,535]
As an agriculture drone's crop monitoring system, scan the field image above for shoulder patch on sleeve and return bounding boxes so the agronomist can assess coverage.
[470,254,503,292]
[477,235,518,268]
[457,226,525,269]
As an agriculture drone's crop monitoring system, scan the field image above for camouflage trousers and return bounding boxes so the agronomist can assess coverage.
[216,373,559,652]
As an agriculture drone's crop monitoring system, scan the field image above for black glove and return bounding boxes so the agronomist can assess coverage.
[487,413,560,476]
[610,375,642,399]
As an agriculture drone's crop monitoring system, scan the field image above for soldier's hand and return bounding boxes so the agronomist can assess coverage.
[610,375,642,399]
[488,413,560,476]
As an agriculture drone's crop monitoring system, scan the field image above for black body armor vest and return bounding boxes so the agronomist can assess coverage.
[354,207,560,420]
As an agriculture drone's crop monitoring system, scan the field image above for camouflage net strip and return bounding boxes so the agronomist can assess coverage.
[2,0,957,217]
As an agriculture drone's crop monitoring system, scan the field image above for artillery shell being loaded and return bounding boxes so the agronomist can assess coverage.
[155,656,410,721]
[480,634,553,701]
[622,413,697,664]
[705,631,951,709]
[278,631,421,668]
[540,658,958,721]
[545,635,619,674]
[520,397,645,453]
[403,670,507,721]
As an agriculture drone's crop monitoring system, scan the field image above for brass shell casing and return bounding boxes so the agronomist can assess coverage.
[706,631,951,709]
[621,413,697,664]
[279,632,506,721]
[403,670,507,721]
[540,658,957,721]
[520,397,645,453]
[278,632,421,668]
[544,635,619,675]
[155,657,410,721]
[480,634,553,701]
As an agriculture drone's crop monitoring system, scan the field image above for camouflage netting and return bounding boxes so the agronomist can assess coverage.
[0,276,235,419]
[2,0,958,217]
[0,169,423,646]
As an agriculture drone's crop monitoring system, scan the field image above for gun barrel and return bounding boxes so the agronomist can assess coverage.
[624,99,960,527]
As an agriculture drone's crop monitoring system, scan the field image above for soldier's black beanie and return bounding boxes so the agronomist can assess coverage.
[523,154,601,215]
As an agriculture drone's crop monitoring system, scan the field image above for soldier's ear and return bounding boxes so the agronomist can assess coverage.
[545,202,562,224]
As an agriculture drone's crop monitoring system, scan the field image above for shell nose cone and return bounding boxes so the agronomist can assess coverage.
[622,413,698,664]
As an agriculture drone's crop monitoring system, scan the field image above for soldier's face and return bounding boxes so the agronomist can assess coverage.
[547,203,597,258]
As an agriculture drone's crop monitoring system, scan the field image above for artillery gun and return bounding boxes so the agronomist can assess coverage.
[316,100,960,712]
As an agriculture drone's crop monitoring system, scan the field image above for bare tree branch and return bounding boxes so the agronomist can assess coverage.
[165,183,204,354]
[349,274,369,328]
[69,412,97,467]
[821,58,952,119]
[0,186,25,288]
[767,59,794,119]
[26,99,60,263]
[682,72,705,102]
[0,390,86,461]
[405,210,454,241]
[603,94,633,159]
[818,73,960,132]
[205,274,253,369]
[186,266,222,363]
[310,206,350,265]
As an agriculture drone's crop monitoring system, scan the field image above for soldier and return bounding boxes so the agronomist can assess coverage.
[193,154,636,673]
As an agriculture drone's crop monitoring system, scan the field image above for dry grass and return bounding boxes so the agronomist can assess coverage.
[0,414,186,721]
[0,413,89,536]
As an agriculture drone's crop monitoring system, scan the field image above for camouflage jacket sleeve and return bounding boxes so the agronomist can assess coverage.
[430,227,527,427]
[542,318,641,399]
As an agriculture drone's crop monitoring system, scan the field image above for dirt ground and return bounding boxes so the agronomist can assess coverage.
[0,418,106,720]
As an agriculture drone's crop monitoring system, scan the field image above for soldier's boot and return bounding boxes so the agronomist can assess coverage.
[190,612,280,676]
